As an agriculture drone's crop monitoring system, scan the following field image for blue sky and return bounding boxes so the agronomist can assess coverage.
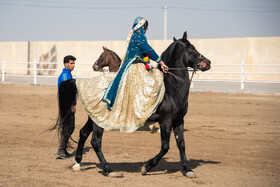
[0,0,280,41]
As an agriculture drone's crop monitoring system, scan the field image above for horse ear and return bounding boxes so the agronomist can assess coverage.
[173,37,177,41]
[183,31,188,40]
[103,46,106,51]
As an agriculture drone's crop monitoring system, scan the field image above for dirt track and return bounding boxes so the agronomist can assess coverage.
[0,84,279,186]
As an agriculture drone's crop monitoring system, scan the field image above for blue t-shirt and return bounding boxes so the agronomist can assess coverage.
[57,68,72,88]
[57,68,76,105]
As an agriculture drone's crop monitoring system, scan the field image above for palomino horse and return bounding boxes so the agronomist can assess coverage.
[56,32,211,178]
[92,47,121,72]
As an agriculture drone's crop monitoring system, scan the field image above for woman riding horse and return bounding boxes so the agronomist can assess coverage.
[56,17,211,178]
[76,17,168,132]
[102,17,168,110]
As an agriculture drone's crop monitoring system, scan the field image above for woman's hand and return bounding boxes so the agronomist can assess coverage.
[159,61,169,73]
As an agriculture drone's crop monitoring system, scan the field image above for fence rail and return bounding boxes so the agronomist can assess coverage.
[1,60,280,91]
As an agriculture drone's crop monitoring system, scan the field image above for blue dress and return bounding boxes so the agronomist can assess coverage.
[102,21,162,110]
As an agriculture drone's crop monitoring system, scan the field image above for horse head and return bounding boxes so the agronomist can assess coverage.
[93,47,109,72]
[93,47,121,72]
[174,32,211,72]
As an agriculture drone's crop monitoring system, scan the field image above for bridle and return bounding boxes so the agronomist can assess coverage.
[166,50,208,84]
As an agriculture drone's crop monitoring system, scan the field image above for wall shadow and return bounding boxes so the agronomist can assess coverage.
[38,45,57,75]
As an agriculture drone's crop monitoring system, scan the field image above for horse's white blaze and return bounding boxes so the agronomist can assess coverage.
[72,162,81,172]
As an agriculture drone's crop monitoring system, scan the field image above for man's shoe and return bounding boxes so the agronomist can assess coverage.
[54,150,70,159]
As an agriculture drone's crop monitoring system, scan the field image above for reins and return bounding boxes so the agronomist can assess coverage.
[166,68,197,84]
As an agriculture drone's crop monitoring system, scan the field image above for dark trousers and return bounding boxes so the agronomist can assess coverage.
[58,113,75,151]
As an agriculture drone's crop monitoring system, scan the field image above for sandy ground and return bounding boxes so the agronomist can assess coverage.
[0,84,279,187]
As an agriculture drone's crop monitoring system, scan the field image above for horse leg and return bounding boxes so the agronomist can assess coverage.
[173,119,195,178]
[90,122,111,174]
[73,116,93,171]
[141,119,172,175]
[90,122,109,173]
[90,122,123,178]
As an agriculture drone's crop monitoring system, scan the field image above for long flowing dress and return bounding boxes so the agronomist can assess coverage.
[76,17,165,132]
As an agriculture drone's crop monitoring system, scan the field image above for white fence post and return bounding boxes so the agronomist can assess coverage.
[190,76,194,90]
[2,60,5,82]
[189,68,194,90]
[33,60,37,84]
[190,81,194,89]
[241,61,245,91]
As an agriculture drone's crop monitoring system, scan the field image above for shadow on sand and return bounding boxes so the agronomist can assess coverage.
[69,146,92,158]
[77,157,221,176]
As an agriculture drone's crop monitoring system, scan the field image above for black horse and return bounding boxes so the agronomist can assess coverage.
[57,32,211,177]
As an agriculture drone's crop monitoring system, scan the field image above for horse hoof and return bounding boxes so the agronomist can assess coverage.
[141,165,147,175]
[186,171,196,178]
[72,163,81,172]
[149,124,155,132]
[156,129,161,134]
[107,172,124,178]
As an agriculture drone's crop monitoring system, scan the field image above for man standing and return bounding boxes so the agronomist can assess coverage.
[55,55,76,159]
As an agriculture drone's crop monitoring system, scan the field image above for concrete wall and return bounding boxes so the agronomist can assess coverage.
[0,37,279,81]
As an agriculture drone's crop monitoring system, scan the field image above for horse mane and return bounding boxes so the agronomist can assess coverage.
[161,42,176,62]
[161,41,187,67]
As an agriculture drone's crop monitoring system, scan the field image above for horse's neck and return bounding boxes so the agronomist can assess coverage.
[163,43,190,80]
[107,52,121,72]
[165,44,189,69]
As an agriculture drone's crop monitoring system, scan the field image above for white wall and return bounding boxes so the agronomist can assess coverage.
[0,37,279,80]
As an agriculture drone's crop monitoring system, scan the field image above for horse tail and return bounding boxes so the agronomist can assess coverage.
[50,79,77,148]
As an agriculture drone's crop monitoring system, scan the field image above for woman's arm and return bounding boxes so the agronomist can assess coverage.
[139,41,168,73]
